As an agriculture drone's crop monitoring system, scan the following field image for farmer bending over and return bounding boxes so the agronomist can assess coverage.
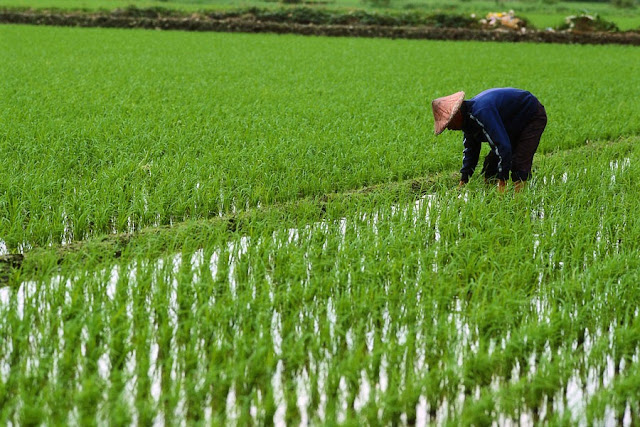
[432,88,547,192]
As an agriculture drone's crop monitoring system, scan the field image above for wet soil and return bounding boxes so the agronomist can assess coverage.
[2,10,640,45]
[0,254,24,283]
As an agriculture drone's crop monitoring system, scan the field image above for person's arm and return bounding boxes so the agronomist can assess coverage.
[469,108,512,182]
[460,133,481,184]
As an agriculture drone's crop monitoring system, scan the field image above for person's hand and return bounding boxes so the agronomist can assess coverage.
[497,179,507,193]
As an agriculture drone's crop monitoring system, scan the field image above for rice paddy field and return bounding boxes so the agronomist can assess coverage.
[2,23,640,425]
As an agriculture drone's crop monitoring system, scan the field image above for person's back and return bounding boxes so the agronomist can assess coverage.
[465,88,540,140]
[431,88,547,192]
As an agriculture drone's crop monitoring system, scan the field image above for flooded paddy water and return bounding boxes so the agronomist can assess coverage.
[2,142,640,425]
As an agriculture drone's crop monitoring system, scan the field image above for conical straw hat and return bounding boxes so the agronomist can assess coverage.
[431,91,465,135]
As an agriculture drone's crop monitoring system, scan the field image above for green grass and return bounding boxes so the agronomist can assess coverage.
[3,24,640,424]
[3,25,640,249]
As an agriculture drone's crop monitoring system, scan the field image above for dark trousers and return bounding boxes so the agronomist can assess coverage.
[481,104,548,182]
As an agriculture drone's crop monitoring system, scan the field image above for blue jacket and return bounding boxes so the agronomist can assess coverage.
[459,88,540,182]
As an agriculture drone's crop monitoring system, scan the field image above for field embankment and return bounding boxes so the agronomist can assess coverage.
[3,7,640,45]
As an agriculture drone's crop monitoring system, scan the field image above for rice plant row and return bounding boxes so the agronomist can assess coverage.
[1,136,639,425]
[2,25,640,249]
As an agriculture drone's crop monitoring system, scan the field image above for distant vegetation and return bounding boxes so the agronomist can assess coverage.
[1,0,639,29]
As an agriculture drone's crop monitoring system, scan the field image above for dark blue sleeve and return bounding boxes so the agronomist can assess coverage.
[469,108,512,181]
[460,132,481,183]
